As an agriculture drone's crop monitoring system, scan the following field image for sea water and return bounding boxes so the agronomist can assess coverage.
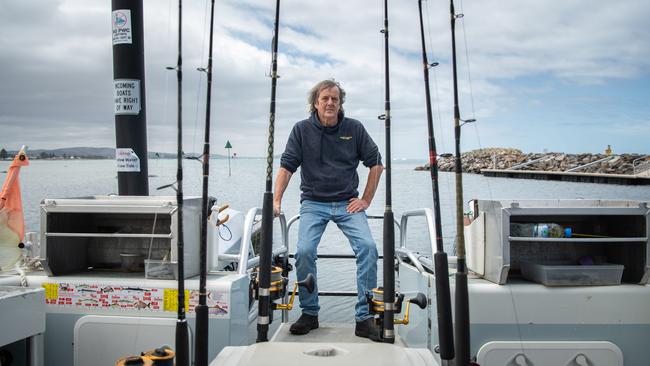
[2,158,649,323]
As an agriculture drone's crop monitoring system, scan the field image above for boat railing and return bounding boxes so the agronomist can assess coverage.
[239,209,443,322]
[283,213,400,261]
[212,207,289,275]
[398,208,452,274]
[280,209,444,279]
[230,207,292,325]
[278,213,401,322]
[241,207,289,274]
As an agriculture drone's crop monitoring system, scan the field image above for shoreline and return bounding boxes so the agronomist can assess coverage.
[415,148,649,176]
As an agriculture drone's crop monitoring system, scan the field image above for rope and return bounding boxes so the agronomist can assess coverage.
[458,0,525,356]
[147,212,159,260]
[266,113,275,182]
[191,0,212,156]
[458,0,476,119]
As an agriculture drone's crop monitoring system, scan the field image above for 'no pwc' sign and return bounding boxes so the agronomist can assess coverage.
[112,9,132,45]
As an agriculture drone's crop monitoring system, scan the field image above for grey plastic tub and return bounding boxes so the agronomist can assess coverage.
[520,261,624,286]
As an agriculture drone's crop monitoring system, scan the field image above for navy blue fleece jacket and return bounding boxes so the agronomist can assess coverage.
[280,111,382,202]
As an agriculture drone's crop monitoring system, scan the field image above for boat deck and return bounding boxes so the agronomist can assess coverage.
[271,322,407,346]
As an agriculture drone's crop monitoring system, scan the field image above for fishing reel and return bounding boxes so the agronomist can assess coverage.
[366,288,428,338]
[249,255,315,321]
[115,346,174,366]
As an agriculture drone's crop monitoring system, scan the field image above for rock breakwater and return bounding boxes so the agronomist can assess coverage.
[415,148,648,175]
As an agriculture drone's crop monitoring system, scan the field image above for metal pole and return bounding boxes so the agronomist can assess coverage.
[111,0,149,195]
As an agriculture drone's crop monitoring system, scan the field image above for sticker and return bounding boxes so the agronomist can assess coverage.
[42,283,58,300]
[42,281,231,318]
[44,283,164,312]
[164,289,230,317]
[114,79,141,115]
[112,9,133,45]
[163,289,191,312]
[116,148,140,172]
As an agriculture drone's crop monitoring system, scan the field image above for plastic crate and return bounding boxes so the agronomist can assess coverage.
[144,259,177,280]
[520,261,624,286]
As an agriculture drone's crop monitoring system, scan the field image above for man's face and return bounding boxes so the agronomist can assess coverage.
[315,86,341,125]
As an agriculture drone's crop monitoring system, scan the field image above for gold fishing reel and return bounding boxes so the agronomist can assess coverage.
[368,288,427,325]
[275,273,314,311]
[268,266,284,294]
[115,356,153,366]
[115,346,174,366]
[141,347,174,365]
[250,265,315,310]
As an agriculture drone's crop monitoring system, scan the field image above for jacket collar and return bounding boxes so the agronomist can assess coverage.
[310,111,345,134]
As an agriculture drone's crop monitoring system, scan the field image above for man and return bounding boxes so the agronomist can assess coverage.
[273,79,384,339]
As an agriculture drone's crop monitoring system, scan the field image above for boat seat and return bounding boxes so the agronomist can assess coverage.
[209,323,435,366]
[210,341,435,366]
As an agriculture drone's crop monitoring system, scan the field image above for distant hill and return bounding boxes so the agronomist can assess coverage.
[28,147,115,159]
[0,147,229,160]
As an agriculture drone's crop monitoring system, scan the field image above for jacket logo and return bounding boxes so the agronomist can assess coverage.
[339,136,353,140]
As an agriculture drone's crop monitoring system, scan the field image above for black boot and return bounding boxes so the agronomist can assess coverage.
[289,313,319,335]
[355,318,381,341]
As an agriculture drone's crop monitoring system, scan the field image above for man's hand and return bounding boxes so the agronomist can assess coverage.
[347,198,369,213]
[273,167,292,218]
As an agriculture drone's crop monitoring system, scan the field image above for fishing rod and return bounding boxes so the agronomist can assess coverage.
[450,0,470,364]
[256,0,281,343]
[170,0,189,364]
[379,0,396,344]
[194,0,216,364]
[416,0,455,362]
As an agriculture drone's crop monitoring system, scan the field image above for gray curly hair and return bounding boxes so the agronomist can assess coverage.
[307,79,346,113]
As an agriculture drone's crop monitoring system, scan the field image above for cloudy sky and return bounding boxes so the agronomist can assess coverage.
[1,0,649,158]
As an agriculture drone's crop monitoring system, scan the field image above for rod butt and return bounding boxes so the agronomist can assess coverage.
[434,252,455,360]
[175,319,190,366]
[454,269,470,366]
[194,304,208,366]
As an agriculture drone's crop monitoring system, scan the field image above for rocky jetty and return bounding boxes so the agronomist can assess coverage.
[415,148,648,175]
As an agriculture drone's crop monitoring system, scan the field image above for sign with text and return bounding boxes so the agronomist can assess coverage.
[114,79,141,115]
[112,9,132,45]
[116,148,140,172]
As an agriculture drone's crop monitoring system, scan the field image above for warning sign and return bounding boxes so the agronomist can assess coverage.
[114,79,141,115]
[116,148,140,172]
[112,9,133,45]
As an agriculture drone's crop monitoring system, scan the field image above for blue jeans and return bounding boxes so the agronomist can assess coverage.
[295,200,378,322]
